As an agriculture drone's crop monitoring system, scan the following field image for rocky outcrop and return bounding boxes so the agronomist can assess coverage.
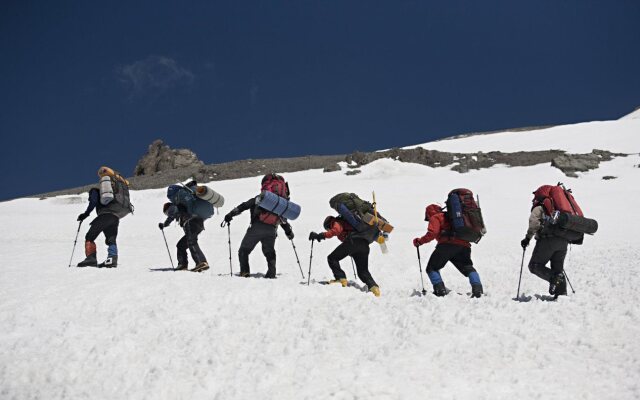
[32,142,630,199]
[133,140,203,176]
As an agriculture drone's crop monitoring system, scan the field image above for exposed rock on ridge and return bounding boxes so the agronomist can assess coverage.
[134,140,203,176]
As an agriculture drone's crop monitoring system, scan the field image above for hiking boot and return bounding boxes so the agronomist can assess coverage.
[433,282,447,297]
[329,278,348,287]
[77,254,98,268]
[471,284,483,298]
[549,274,567,296]
[192,262,209,272]
[369,286,381,297]
[175,264,188,271]
[239,271,250,277]
[264,271,276,279]
[98,256,117,268]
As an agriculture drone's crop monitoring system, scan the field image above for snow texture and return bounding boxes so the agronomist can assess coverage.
[405,119,640,154]
[1,121,640,399]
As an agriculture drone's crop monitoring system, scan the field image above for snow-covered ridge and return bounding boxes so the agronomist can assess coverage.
[406,119,640,154]
[620,106,640,120]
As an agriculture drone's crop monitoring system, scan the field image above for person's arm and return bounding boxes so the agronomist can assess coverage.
[77,189,99,221]
[280,220,294,239]
[525,206,545,239]
[417,217,441,245]
[224,198,256,223]
[159,204,179,229]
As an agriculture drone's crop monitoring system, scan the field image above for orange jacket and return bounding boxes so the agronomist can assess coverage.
[323,218,352,242]
[416,204,470,248]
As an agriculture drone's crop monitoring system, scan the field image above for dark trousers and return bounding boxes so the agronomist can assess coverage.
[528,236,568,282]
[426,243,476,276]
[85,214,119,255]
[238,222,277,275]
[327,239,377,289]
[177,217,207,266]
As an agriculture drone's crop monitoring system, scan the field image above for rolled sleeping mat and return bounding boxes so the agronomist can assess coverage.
[99,176,114,205]
[258,191,301,220]
[556,212,598,235]
[196,185,224,208]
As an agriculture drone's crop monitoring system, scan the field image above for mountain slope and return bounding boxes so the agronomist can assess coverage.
[1,120,639,399]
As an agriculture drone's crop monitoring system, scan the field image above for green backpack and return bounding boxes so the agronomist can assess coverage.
[329,193,374,218]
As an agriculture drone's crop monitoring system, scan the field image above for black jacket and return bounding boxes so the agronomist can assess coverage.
[231,196,293,235]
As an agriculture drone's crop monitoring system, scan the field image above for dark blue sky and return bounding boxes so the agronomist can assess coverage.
[1,1,639,200]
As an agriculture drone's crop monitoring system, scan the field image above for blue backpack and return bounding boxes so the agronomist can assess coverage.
[167,185,214,220]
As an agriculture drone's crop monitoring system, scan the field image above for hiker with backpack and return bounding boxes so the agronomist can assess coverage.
[308,193,392,297]
[412,189,486,298]
[223,174,297,279]
[520,184,598,297]
[159,180,224,272]
[309,214,381,297]
[76,166,134,268]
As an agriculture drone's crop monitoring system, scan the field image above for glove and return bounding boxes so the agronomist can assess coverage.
[77,212,89,222]
[413,238,422,247]
[521,237,531,249]
[224,213,234,223]
[309,232,325,242]
[158,222,165,230]
[285,230,294,240]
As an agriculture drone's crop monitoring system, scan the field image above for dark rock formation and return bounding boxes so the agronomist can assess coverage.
[602,176,617,180]
[323,164,342,173]
[31,141,630,199]
[134,140,203,176]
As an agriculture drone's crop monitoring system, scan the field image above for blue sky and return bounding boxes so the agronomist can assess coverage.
[1,1,639,200]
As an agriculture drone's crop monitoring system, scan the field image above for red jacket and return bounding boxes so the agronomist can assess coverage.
[416,204,470,248]
[323,218,353,242]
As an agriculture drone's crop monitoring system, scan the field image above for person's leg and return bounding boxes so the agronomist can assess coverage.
[450,246,483,297]
[259,227,278,278]
[78,214,111,267]
[528,238,555,283]
[327,241,352,282]
[549,237,569,296]
[351,240,377,290]
[99,215,119,267]
[426,244,456,295]
[175,235,189,270]
[238,225,261,276]
[186,219,208,271]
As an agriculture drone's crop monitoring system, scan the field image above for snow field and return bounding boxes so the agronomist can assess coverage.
[1,131,640,398]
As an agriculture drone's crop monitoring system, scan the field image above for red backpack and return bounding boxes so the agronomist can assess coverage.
[258,174,290,225]
[444,188,487,243]
[532,183,584,217]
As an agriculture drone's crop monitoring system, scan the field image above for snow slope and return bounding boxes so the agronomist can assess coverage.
[620,107,640,120]
[1,122,640,399]
[405,119,640,153]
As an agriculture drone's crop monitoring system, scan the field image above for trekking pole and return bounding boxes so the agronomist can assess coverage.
[416,247,427,296]
[563,270,576,294]
[516,248,526,299]
[290,239,305,279]
[350,256,358,280]
[307,240,314,286]
[221,221,233,277]
[68,221,83,268]
[160,228,175,270]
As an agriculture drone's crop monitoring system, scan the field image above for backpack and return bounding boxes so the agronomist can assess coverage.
[98,166,134,218]
[261,174,289,198]
[329,192,393,239]
[533,183,598,243]
[444,188,486,243]
[258,174,290,225]
[329,193,374,217]
[167,184,214,220]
